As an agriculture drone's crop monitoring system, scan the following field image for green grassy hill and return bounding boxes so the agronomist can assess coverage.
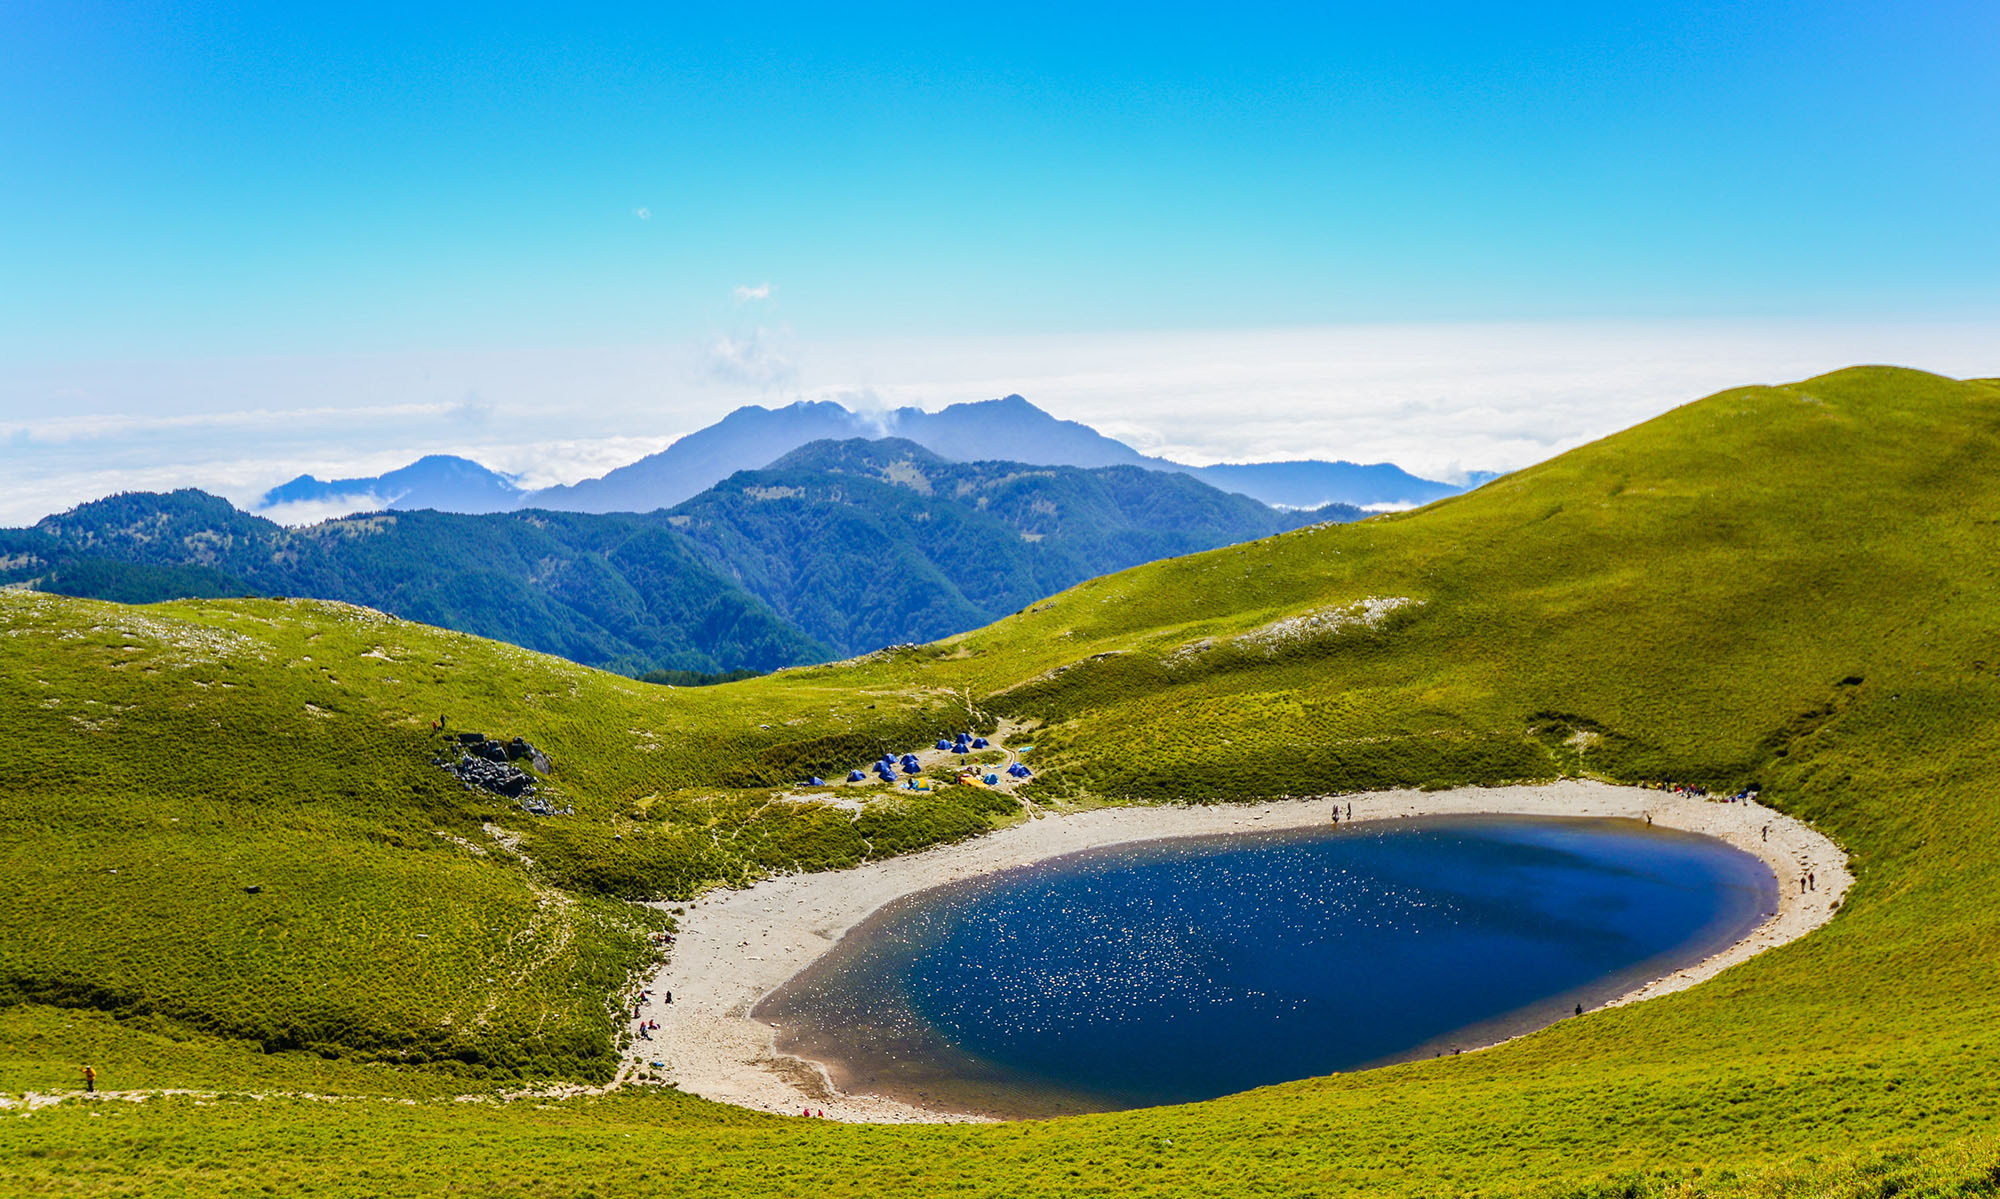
[6,366,2000,1196]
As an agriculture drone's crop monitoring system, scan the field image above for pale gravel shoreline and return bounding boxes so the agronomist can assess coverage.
[633,780,1850,1123]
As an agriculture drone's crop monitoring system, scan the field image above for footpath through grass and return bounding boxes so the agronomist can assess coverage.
[6,366,2000,1195]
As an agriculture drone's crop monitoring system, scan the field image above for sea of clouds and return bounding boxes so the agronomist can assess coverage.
[2,319,1994,527]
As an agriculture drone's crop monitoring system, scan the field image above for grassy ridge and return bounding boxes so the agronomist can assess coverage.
[3,1096,1997,1198]
[0,594,1014,1087]
[6,366,2000,1195]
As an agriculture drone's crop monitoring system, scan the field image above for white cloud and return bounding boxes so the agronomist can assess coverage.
[0,399,470,446]
[702,328,796,390]
[733,282,772,302]
[473,434,682,490]
[4,318,1995,527]
[633,207,651,220]
[256,492,397,526]
[447,390,495,423]
[787,320,2000,480]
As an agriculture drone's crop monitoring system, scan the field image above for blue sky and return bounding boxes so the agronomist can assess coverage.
[1,2,1996,521]
[6,1,1995,357]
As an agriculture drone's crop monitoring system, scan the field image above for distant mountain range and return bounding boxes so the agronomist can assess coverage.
[257,395,1469,519]
[7,440,1361,675]
[262,454,527,515]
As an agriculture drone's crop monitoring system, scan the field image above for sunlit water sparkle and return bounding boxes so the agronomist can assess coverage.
[756,815,1774,1118]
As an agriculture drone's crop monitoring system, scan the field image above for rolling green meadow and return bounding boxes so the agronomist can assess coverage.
[8,366,2000,1195]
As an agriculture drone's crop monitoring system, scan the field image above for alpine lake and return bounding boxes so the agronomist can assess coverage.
[755,815,1777,1118]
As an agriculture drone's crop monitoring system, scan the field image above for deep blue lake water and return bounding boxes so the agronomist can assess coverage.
[756,816,1775,1117]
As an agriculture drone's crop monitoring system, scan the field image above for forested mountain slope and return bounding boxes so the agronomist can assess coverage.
[663,438,1351,653]
[4,444,1353,671]
[2,490,825,674]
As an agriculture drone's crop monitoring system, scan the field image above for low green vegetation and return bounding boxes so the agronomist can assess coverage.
[0,593,1021,1087]
[637,666,766,687]
[5,366,2000,1196]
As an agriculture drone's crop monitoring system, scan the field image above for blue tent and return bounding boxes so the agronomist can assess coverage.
[983,774,1000,785]
[847,771,866,782]
[882,770,898,782]
[807,776,824,786]
[935,739,952,751]
[971,737,989,749]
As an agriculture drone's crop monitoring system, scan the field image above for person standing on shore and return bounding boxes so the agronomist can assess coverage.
[82,1065,94,1093]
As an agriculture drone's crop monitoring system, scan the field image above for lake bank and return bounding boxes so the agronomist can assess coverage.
[633,781,1850,1123]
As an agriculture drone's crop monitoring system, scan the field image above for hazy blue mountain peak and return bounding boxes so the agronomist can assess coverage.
[244,392,1465,521]
[259,454,524,517]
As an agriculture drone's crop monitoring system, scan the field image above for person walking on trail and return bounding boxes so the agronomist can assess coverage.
[1763,825,1769,842]
[82,1065,94,1093]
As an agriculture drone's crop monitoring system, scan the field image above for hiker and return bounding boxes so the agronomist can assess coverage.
[1346,803,1352,820]
[1809,872,1815,891]
[82,1065,94,1093]
[1762,825,1768,842]
[1573,1003,1582,1017]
